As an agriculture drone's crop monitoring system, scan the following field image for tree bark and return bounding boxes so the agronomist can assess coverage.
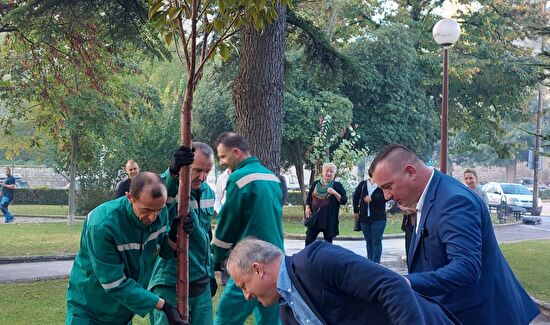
[68,132,78,224]
[232,4,286,174]
[506,160,517,182]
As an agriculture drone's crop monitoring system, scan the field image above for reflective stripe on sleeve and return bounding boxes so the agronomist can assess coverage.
[235,173,280,189]
[200,198,215,208]
[101,275,127,290]
[212,237,233,249]
[117,243,141,251]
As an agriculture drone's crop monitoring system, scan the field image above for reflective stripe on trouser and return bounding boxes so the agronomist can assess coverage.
[214,277,281,325]
[149,284,213,325]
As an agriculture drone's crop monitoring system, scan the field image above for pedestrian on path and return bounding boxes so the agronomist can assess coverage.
[304,162,347,246]
[1,167,16,223]
[227,238,460,325]
[212,132,284,325]
[353,172,387,263]
[370,144,540,325]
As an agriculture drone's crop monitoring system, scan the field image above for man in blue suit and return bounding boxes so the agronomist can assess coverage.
[227,237,459,325]
[370,144,539,324]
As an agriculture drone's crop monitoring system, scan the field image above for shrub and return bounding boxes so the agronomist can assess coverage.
[12,188,68,205]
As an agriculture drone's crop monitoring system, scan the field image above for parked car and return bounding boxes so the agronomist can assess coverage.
[518,178,549,192]
[482,182,542,216]
[0,173,30,189]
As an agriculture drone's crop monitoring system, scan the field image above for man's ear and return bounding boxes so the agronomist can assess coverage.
[252,262,264,277]
[126,193,135,203]
[404,164,417,178]
[232,147,241,157]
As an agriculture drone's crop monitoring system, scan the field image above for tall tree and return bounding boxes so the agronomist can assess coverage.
[232,3,287,173]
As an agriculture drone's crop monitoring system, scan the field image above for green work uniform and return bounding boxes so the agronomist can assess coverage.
[66,196,174,325]
[148,170,216,325]
[212,157,284,325]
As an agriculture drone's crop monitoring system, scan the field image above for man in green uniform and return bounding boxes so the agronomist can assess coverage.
[66,147,194,325]
[212,132,284,325]
[149,142,217,325]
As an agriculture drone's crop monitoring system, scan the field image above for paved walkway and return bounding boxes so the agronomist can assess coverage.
[3,216,550,283]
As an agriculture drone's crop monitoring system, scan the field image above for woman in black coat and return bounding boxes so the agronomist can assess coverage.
[304,162,347,246]
[353,175,388,263]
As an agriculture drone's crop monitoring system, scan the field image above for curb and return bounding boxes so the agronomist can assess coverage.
[13,214,86,219]
[0,254,76,265]
[532,296,550,317]
[285,233,405,241]
[493,221,523,228]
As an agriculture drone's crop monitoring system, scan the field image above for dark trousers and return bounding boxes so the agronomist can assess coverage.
[305,226,333,246]
[360,219,387,263]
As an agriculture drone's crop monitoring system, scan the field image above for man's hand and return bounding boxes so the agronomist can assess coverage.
[169,215,194,242]
[363,195,372,204]
[161,301,189,325]
[169,146,194,176]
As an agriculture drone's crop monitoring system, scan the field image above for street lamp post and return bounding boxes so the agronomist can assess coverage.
[433,18,460,174]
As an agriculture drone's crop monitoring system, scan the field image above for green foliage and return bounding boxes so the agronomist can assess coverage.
[193,59,238,145]
[343,24,439,159]
[309,115,367,193]
[148,0,292,75]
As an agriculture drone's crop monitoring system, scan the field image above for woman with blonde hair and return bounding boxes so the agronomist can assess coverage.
[463,168,489,209]
[304,163,347,246]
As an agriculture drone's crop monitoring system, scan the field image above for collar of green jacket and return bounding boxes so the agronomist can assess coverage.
[236,156,260,170]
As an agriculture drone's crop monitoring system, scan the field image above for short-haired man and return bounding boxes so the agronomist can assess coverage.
[227,238,460,325]
[114,159,140,198]
[369,144,539,325]
[212,132,284,325]
[1,167,16,223]
[66,147,194,325]
[149,142,217,325]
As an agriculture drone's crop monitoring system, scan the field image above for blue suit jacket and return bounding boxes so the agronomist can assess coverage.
[408,170,539,324]
[280,241,459,325]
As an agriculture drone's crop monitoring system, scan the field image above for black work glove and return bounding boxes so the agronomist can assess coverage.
[169,214,194,242]
[161,301,189,325]
[169,146,194,175]
[214,259,229,286]
[210,277,218,297]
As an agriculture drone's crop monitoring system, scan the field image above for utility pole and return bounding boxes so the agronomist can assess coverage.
[533,0,548,215]
[533,88,543,214]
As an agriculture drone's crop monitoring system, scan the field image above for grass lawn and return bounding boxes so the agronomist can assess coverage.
[500,239,550,301]
[10,204,69,216]
[0,277,254,325]
[0,223,83,257]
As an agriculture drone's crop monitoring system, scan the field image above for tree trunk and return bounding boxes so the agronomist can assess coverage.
[232,4,286,174]
[506,159,517,182]
[68,132,78,224]
[325,0,338,42]
[288,140,307,214]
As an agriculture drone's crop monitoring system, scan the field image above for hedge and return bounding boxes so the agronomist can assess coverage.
[11,188,69,205]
